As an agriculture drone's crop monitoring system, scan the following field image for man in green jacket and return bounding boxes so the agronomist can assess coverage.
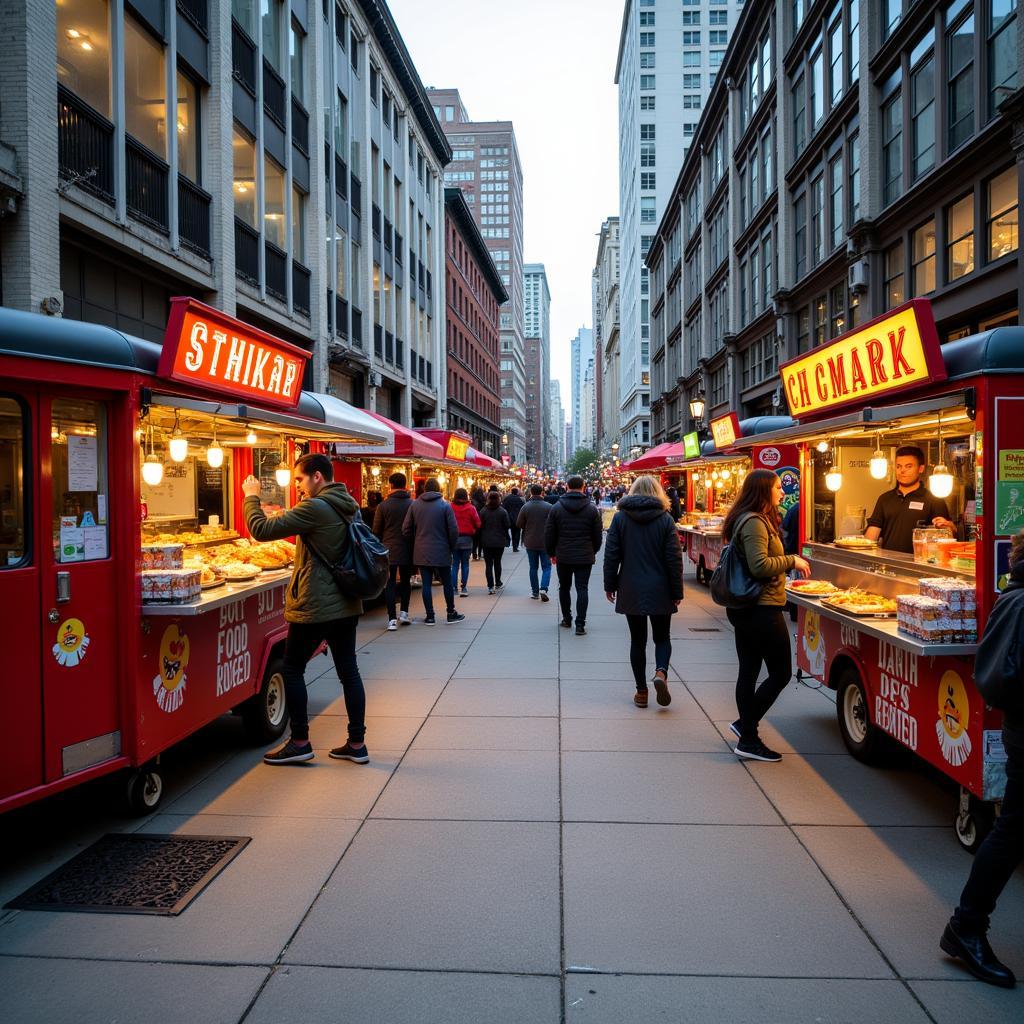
[244,453,369,766]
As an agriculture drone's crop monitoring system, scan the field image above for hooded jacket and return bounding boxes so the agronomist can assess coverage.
[985,561,1024,747]
[544,489,603,564]
[479,492,511,548]
[402,490,458,567]
[517,495,552,550]
[451,499,482,549]
[245,483,363,624]
[502,492,525,524]
[603,495,684,616]
[372,488,414,565]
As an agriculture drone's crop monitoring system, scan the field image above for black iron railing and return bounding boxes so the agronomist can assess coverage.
[235,218,260,285]
[265,240,288,301]
[351,305,363,346]
[232,22,257,96]
[57,86,114,204]
[291,97,309,155]
[126,136,169,232]
[374,323,383,358]
[177,0,208,35]
[263,61,286,128]
[178,175,211,256]
[293,261,311,315]
[336,295,349,338]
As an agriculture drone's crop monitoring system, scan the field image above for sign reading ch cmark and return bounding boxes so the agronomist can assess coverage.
[779,300,946,420]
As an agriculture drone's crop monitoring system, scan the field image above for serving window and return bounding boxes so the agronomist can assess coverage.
[0,396,28,568]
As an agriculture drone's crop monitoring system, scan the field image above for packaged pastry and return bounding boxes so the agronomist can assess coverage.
[142,567,200,603]
[141,544,183,569]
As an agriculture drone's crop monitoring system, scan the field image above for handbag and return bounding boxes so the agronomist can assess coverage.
[305,504,390,601]
[709,513,767,609]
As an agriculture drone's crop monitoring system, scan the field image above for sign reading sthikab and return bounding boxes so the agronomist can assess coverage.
[779,299,945,420]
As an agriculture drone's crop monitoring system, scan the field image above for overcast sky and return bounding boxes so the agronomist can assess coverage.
[389,0,622,415]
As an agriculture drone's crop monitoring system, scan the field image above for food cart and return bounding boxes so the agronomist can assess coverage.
[0,299,391,816]
[742,299,1022,849]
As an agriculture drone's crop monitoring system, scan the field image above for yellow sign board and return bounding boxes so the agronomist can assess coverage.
[446,436,470,461]
[779,300,945,419]
[710,413,740,449]
[999,450,1024,481]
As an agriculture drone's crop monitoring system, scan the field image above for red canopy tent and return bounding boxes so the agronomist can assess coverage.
[364,412,445,459]
[620,441,684,472]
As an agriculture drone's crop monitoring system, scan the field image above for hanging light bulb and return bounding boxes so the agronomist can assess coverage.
[929,411,954,498]
[870,438,889,480]
[168,410,188,462]
[370,464,381,477]
[816,440,830,454]
[206,419,224,468]
[274,439,292,487]
[721,468,731,480]
[711,470,719,480]
[141,423,164,485]
[825,469,843,492]
[245,423,257,445]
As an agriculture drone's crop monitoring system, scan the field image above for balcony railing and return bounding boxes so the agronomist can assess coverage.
[351,305,363,347]
[177,0,208,35]
[292,261,311,315]
[265,240,288,301]
[235,217,260,285]
[232,21,257,96]
[263,61,287,128]
[57,85,114,204]
[126,136,169,232]
[336,295,349,338]
[178,175,211,256]
[291,97,309,155]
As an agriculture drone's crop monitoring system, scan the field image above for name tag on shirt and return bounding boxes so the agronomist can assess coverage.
[908,501,925,510]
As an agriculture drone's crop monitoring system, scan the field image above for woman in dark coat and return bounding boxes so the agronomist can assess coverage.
[470,486,487,560]
[603,475,684,708]
[478,489,511,594]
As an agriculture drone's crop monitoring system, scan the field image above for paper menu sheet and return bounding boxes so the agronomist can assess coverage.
[67,435,98,492]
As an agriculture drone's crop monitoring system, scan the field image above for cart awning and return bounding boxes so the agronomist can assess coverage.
[349,412,446,460]
[623,442,685,471]
[468,449,503,470]
[415,428,475,462]
[303,393,395,450]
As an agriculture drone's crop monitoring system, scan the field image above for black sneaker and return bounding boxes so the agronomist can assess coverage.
[575,624,587,635]
[729,720,741,738]
[540,590,550,602]
[447,610,466,623]
[733,740,782,763]
[263,739,314,765]
[560,618,572,628]
[495,582,504,591]
[424,615,436,626]
[530,592,540,600]
[329,742,370,764]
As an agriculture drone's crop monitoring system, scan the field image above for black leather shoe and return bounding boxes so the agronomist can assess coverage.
[941,922,1016,988]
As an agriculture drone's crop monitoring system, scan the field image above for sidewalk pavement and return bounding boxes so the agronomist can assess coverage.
[1,549,1023,1023]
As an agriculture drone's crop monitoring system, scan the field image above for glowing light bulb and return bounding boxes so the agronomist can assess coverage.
[721,469,731,480]
[142,453,164,486]
[275,467,292,487]
[870,450,889,480]
[816,440,830,453]
[929,465,954,499]
[168,431,188,462]
[825,470,843,492]
[206,442,224,468]
[370,464,381,477]
[246,428,257,445]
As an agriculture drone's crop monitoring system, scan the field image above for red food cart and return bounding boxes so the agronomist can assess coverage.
[739,299,1022,849]
[0,300,390,815]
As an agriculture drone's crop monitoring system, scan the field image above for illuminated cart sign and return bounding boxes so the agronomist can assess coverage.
[710,413,741,449]
[446,435,470,461]
[682,431,701,458]
[779,299,946,420]
[159,297,310,410]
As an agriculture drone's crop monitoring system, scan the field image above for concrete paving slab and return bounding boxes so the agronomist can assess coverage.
[560,679,706,719]
[563,822,893,977]
[562,716,730,752]
[751,753,951,826]
[283,820,561,973]
[910,979,1024,1023]
[557,661,656,681]
[564,974,931,1023]
[411,716,559,751]
[349,649,463,679]
[711,711,848,755]
[247,965,560,1024]
[0,957,269,1024]
[371,748,559,821]
[305,714,424,751]
[563,751,781,824]
[0,814,359,964]
[795,825,1024,979]
[308,676,447,717]
[456,652,559,677]
[432,678,559,717]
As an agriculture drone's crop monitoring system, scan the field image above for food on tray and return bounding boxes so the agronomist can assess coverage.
[823,589,898,615]
[199,566,222,587]
[221,561,259,580]
[833,536,879,549]
[143,529,239,546]
[785,579,839,595]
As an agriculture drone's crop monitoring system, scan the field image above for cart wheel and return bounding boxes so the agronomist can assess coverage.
[124,767,164,817]
[954,794,995,854]
[241,656,289,744]
[835,668,890,765]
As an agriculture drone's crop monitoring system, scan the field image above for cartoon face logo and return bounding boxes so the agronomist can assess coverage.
[936,670,972,767]
[52,618,89,667]
[759,447,782,468]
[802,609,826,678]
[153,625,189,713]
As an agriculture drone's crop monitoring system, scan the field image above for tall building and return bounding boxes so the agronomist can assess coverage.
[580,356,597,452]
[593,217,620,454]
[615,0,743,451]
[548,379,565,472]
[523,263,551,467]
[2,0,449,425]
[427,88,527,464]
[646,0,1022,445]
[569,326,594,456]
[444,188,506,457]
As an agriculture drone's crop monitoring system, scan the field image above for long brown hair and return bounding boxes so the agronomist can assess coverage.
[722,469,782,541]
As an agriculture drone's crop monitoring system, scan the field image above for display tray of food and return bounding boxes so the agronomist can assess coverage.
[785,579,839,597]
[832,536,879,550]
[182,538,296,573]
[142,529,241,547]
[820,589,899,617]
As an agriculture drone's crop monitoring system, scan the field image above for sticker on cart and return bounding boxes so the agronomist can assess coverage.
[802,609,826,678]
[52,618,90,667]
[936,669,972,767]
[153,624,189,714]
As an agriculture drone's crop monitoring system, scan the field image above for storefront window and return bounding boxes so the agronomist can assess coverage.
[233,128,257,227]
[987,167,1019,261]
[177,71,200,183]
[947,194,975,280]
[51,399,109,563]
[912,219,936,294]
[124,16,167,157]
[254,447,289,511]
[0,398,28,567]
[56,0,111,117]
[264,156,286,248]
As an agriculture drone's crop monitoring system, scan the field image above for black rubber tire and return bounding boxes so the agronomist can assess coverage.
[955,797,996,854]
[241,655,289,744]
[124,767,164,816]
[835,667,891,766]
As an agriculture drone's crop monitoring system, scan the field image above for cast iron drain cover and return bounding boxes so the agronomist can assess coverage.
[689,627,722,632]
[5,834,251,916]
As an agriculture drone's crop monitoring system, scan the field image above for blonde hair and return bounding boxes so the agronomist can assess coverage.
[629,474,671,511]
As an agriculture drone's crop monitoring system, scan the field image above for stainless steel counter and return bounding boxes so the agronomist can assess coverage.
[141,569,291,617]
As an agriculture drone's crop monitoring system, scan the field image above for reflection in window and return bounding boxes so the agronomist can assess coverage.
[290,18,305,102]
[885,241,905,309]
[882,89,903,206]
[947,194,975,280]
[0,398,27,567]
[232,129,257,227]
[264,156,286,248]
[262,0,282,72]
[947,10,974,151]
[232,0,257,39]
[987,167,1019,261]
[912,219,936,295]
[292,187,305,263]
[988,0,1019,113]
[177,71,200,182]
[51,399,109,563]
[56,0,111,116]
[124,16,167,157]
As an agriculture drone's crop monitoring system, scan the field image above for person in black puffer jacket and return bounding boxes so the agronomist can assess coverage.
[479,490,511,593]
[603,475,683,708]
[502,487,526,551]
[545,475,603,634]
[373,472,414,629]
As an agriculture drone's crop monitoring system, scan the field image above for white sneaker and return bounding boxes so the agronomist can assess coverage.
[399,611,412,625]
[387,619,398,631]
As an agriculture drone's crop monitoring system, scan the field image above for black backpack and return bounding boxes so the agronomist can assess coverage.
[306,506,390,601]
[974,587,1024,713]
[709,513,767,609]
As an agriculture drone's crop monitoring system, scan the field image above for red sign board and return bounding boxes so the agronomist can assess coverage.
[710,413,741,449]
[159,298,309,410]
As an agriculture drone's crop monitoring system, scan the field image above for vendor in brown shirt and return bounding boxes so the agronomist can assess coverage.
[865,445,954,553]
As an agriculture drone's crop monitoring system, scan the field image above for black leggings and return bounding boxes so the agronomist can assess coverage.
[626,614,672,690]
[726,605,792,743]
[483,547,504,588]
[385,563,412,620]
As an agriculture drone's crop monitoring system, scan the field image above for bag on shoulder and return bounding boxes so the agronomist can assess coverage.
[974,589,1024,713]
[709,513,766,609]
[307,513,390,601]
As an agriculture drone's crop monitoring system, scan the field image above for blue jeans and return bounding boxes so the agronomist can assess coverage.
[451,548,471,591]
[420,565,455,618]
[527,548,551,595]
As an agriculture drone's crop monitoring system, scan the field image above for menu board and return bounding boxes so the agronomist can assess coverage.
[67,435,98,492]
[142,457,197,518]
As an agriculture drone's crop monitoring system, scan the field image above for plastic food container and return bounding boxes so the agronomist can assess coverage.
[912,527,954,564]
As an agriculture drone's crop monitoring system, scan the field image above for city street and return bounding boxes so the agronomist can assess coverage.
[0,552,1021,1023]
